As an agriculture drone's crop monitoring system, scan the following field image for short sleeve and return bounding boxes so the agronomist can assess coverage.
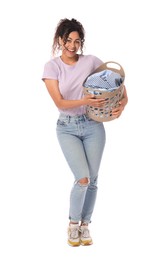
[42,60,59,81]
[92,55,103,71]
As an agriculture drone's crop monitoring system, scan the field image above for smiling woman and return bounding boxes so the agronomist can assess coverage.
[59,32,82,64]
[42,17,128,247]
[52,18,85,60]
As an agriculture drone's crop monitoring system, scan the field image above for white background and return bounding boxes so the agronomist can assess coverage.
[0,0,161,259]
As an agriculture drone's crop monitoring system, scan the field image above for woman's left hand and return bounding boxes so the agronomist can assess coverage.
[112,86,128,118]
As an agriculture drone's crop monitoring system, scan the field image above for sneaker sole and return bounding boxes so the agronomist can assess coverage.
[80,240,93,246]
[68,240,81,247]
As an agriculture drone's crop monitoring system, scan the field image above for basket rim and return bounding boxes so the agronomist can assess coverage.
[83,61,125,85]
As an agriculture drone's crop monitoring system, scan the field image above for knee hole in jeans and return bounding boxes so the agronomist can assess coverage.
[78,177,90,186]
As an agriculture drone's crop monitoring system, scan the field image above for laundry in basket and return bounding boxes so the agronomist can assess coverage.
[83,61,125,122]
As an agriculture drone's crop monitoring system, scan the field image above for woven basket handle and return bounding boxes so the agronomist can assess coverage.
[94,61,125,78]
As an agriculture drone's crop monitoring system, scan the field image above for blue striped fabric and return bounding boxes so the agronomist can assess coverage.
[83,69,124,92]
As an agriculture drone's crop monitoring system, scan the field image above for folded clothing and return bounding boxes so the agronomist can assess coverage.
[83,69,124,93]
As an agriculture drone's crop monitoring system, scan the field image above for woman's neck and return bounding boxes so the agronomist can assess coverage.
[60,54,79,65]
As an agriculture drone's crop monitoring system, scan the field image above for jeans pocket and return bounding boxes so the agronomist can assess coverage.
[57,119,68,126]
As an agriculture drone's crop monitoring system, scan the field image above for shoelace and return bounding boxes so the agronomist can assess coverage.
[80,227,90,238]
[69,227,79,239]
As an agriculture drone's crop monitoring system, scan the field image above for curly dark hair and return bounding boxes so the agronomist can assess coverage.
[52,18,85,56]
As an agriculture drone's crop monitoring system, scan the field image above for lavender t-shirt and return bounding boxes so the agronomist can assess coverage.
[42,54,103,116]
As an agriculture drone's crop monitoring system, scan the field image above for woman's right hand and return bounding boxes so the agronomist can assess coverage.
[83,94,106,108]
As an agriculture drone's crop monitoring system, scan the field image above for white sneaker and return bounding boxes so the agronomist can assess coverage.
[80,225,93,246]
[68,224,80,247]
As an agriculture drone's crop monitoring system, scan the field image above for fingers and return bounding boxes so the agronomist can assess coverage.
[112,106,123,117]
[90,98,106,107]
[84,94,106,107]
[112,107,120,113]
[85,94,126,118]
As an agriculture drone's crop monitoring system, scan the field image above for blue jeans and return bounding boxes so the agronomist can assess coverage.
[56,114,106,223]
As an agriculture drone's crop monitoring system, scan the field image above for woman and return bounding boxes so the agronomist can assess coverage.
[42,18,128,247]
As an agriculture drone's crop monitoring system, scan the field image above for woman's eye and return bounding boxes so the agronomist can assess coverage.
[66,39,81,44]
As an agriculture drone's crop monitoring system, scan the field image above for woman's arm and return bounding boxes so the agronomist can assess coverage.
[44,79,106,109]
[112,85,128,118]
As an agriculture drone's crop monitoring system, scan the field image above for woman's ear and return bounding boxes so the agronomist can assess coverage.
[59,37,63,46]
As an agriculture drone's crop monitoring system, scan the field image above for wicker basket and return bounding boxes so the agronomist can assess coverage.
[83,61,125,122]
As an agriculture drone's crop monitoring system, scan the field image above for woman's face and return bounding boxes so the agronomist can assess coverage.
[60,31,81,58]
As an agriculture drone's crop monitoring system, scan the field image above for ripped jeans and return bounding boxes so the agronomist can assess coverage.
[56,114,106,223]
